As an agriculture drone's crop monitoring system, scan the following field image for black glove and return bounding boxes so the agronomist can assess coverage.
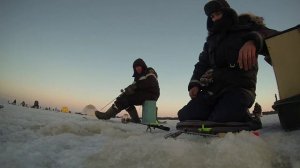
[124,84,137,95]
[199,69,213,87]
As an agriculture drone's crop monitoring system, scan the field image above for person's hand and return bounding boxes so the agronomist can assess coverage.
[189,86,199,99]
[238,41,257,71]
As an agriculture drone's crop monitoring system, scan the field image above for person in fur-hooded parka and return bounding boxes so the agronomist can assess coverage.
[178,0,278,127]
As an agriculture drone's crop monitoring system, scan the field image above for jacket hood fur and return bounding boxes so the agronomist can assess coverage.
[238,13,265,27]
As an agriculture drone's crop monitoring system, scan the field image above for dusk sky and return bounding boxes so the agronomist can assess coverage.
[1,0,299,117]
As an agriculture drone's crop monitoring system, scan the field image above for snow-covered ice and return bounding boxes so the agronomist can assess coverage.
[0,101,299,168]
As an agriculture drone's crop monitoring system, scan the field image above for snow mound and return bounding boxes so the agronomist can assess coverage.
[82,104,97,116]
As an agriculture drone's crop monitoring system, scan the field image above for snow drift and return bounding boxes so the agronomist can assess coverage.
[0,101,299,168]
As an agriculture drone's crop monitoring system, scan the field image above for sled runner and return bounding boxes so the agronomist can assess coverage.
[165,120,260,139]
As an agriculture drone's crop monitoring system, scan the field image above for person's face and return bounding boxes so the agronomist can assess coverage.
[135,66,143,74]
[211,11,223,22]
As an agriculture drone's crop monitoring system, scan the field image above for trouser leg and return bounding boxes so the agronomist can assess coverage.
[114,92,150,110]
[208,89,254,122]
[95,104,120,120]
[126,106,141,123]
[177,91,212,121]
[97,92,155,122]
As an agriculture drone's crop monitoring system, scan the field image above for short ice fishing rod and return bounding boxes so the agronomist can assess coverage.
[99,89,125,111]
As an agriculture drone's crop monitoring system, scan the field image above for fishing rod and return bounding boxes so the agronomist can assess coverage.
[99,89,125,111]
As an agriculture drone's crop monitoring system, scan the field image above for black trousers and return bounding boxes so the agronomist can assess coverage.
[178,89,254,122]
[114,92,157,110]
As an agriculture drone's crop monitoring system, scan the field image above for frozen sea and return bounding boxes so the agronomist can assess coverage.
[0,101,299,168]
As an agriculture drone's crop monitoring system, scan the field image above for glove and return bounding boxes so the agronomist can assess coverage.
[124,84,137,95]
[199,69,213,87]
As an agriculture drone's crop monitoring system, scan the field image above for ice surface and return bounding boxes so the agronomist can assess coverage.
[0,101,299,168]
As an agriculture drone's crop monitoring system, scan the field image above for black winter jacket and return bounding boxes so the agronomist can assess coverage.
[133,67,160,101]
[189,13,277,100]
[132,58,160,101]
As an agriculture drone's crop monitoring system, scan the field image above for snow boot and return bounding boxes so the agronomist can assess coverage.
[251,115,262,129]
[95,104,120,120]
[126,106,141,123]
[247,114,262,130]
[244,110,262,130]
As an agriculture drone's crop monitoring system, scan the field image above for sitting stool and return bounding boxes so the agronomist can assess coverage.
[142,100,157,125]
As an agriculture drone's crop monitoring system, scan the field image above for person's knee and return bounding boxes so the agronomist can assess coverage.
[114,98,128,110]
[208,89,254,122]
[178,106,189,121]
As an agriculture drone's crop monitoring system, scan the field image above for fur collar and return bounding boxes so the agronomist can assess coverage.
[238,13,265,27]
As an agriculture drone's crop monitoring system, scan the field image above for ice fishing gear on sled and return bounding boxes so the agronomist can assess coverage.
[164,120,261,139]
[265,25,300,131]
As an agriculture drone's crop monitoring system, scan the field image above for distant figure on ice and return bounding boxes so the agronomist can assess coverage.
[20,101,26,107]
[177,0,277,128]
[9,99,17,105]
[95,58,160,123]
[31,100,39,109]
[252,102,262,117]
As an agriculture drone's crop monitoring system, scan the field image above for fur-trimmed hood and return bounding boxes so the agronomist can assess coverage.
[238,13,265,27]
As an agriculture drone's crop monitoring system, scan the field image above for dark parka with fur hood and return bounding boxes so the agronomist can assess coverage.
[131,58,160,101]
[188,0,277,104]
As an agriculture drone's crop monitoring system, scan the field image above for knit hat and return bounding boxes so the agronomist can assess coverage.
[204,0,230,16]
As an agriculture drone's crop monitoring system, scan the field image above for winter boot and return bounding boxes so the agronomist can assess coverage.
[126,106,141,123]
[247,117,262,130]
[95,104,120,120]
[246,110,262,130]
[251,115,262,130]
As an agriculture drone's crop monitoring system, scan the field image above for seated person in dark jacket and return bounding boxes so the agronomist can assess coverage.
[178,0,277,128]
[95,58,160,123]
